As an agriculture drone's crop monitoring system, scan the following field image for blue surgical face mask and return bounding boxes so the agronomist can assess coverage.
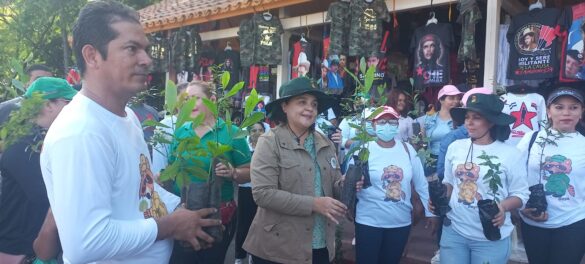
[365,121,376,136]
[375,124,399,142]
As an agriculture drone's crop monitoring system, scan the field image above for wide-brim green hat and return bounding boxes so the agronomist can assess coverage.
[450,93,515,126]
[265,77,335,121]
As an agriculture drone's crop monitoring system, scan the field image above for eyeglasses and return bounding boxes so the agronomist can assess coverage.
[375,119,399,126]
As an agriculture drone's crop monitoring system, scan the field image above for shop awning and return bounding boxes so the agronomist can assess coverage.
[139,0,311,33]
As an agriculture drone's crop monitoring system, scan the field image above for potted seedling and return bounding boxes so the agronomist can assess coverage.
[476,151,503,241]
[339,58,386,220]
[145,71,264,246]
[525,122,565,217]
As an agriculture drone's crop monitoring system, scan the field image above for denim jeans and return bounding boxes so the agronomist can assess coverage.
[440,224,510,264]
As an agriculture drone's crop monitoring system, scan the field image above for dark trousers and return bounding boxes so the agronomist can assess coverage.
[251,248,329,264]
[169,212,237,264]
[235,187,258,259]
[522,218,585,264]
[354,222,411,264]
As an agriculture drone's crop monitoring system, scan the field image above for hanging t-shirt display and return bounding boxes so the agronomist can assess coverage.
[558,2,585,81]
[348,0,391,58]
[410,23,454,89]
[358,70,391,98]
[507,8,561,80]
[257,66,271,94]
[254,14,284,65]
[326,1,351,56]
[291,38,314,79]
[218,49,241,89]
[148,32,168,73]
[170,27,202,72]
[238,18,254,67]
[193,48,215,82]
[500,92,547,146]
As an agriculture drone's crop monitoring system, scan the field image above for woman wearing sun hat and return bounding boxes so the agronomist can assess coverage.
[517,87,585,264]
[243,77,346,264]
[435,93,529,263]
[354,105,436,264]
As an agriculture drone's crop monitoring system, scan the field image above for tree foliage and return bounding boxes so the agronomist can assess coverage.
[0,0,159,101]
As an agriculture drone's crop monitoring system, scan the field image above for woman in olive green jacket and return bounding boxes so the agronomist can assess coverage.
[243,77,347,264]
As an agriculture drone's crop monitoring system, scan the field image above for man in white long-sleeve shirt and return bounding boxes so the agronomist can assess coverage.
[40,1,220,263]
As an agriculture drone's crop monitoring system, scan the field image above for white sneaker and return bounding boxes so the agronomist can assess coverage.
[430,250,440,264]
[235,259,244,264]
[352,237,356,246]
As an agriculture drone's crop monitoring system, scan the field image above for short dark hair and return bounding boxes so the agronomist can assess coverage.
[25,64,52,75]
[72,0,140,75]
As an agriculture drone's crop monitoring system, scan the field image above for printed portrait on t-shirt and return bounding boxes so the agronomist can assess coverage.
[511,24,556,77]
[381,165,405,202]
[543,155,575,198]
[138,154,168,218]
[455,162,482,205]
[414,34,446,85]
[562,17,585,80]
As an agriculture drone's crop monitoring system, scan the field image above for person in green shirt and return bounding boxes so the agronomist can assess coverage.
[169,80,251,264]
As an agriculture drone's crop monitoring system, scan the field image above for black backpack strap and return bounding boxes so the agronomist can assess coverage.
[528,131,539,154]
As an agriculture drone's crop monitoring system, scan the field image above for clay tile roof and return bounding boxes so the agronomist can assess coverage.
[139,0,307,33]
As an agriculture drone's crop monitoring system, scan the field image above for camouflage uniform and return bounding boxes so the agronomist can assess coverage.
[239,14,284,66]
[326,1,351,57]
[348,0,390,58]
[238,18,254,67]
[148,32,169,73]
[170,27,201,72]
[457,0,482,62]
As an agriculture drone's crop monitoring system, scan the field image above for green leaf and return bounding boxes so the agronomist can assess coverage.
[368,106,385,120]
[364,66,376,93]
[185,166,210,181]
[165,80,177,114]
[12,79,25,93]
[226,81,244,98]
[245,89,260,117]
[233,129,249,139]
[142,119,166,129]
[207,141,232,158]
[202,97,218,119]
[176,98,196,128]
[240,112,265,129]
[359,57,367,76]
[221,71,230,89]
[358,148,370,162]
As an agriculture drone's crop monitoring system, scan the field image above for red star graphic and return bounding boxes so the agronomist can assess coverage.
[416,66,424,76]
[510,102,537,129]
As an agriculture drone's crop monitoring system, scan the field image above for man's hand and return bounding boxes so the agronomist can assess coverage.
[156,207,221,251]
[313,197,347,225]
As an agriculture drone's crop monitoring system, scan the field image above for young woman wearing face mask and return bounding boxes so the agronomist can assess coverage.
[354,106,437,264]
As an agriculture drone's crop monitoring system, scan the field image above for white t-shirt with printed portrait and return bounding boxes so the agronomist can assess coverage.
[444,138,529,241]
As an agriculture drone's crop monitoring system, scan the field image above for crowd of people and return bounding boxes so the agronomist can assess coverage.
[1,1,585,264]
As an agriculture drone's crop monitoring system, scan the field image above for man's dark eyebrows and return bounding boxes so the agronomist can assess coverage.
[125,40,148,48]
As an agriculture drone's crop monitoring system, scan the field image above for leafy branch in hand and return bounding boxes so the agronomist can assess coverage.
[341,57,387,162]
[144,71,263,189]
[534,120,567,184]
[477,150,503,203]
